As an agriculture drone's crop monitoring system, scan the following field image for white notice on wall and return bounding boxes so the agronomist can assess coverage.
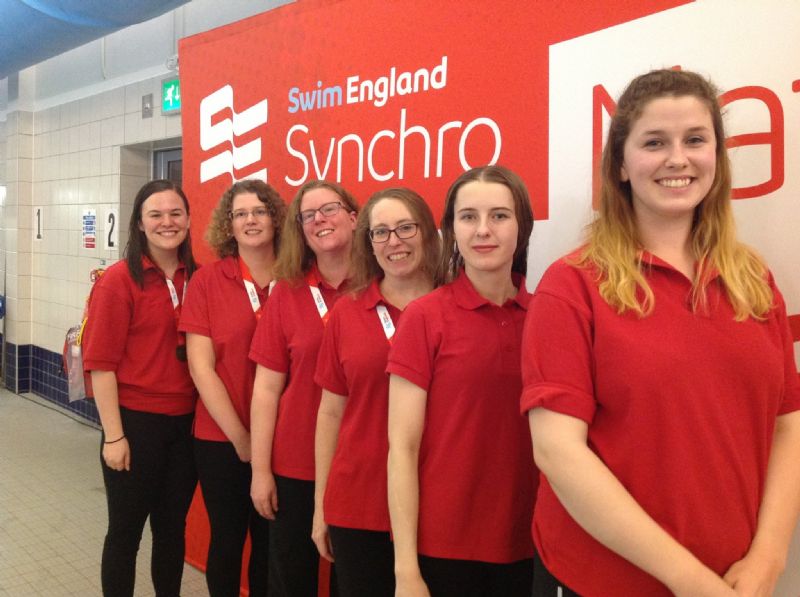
[33,206,44,242]
[82,209,97,250]
[104,208,119,250]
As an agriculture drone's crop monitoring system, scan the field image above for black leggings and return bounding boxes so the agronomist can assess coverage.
[269,475,336,597]
[195,439,269,597]
[328,525,394,597]
[418,554,533,597]
[532,550,582,596]
[100,408,196,597]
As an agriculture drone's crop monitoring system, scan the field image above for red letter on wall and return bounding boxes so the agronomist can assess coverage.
[720,86,784,199]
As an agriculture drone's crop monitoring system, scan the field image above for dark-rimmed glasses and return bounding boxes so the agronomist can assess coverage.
[368,223,419,243]
[297,201,344,225]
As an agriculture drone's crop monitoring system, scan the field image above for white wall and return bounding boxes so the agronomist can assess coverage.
[0,0,290,354]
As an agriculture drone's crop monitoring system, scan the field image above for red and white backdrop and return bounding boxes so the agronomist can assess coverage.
[179,0,800,593]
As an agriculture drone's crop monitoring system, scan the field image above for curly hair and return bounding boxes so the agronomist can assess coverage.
[204,179,287,259]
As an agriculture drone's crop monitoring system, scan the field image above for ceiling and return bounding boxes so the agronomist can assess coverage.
[0,0,190,79]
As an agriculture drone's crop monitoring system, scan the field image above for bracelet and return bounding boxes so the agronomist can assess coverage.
[104,434,126,444]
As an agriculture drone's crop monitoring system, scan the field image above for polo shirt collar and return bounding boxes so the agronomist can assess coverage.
[452,269,529,310]
[142,255,186,277]
[639,250,721,284]
[307,261,345,291]
[220,254,240,281]
[361,278,384,310]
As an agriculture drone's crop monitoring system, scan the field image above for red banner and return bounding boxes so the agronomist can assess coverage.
[180,0,688,263]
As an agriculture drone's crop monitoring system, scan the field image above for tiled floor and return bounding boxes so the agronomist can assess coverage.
[0,390,208,596]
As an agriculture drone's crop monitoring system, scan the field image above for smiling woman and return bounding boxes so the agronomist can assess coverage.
[180,179,286,597]
[523,69,800,597]
[248,180,359,597]
[81,179,198,597]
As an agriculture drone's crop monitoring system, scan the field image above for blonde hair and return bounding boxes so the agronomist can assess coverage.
[273,180,359,283]
[578,69,771,320]
[205,179,287,258]
[350,187,442,294]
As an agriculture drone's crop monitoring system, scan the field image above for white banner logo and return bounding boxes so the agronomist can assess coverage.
[200,85,268,183]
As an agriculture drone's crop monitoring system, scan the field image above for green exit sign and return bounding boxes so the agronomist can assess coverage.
[162,78,181,113]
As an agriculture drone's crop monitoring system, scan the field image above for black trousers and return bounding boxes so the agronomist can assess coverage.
[100,407,197,597]
[195,439,269,597]
[532,550,582,596]
[328,526,394,597]
[269,475,336,597]
[418,554,534,597]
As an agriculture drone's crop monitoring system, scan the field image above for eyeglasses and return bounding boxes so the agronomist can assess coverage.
[368,223,419,243]
[230,207,270,221]
[297,201,345,225]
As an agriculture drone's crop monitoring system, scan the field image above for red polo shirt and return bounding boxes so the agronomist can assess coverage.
[314,280,399,532]
[521,252,800,596]
[82,258,195,415]
[180,256,269,441]
[249,265,346,480]
[386,271,537,563]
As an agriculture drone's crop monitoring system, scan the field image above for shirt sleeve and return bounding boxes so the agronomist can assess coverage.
[386,299,436,392]
[314,305,348,396]
[178,267,210,336]
[771,280,800,415]
[82,267,133,372]
[249,280,290,373]
[520,263,597,423]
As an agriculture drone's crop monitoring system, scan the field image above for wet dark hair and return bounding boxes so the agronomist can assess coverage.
[124,179,197,287]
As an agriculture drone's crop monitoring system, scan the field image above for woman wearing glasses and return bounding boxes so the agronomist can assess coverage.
[250,180,359,597]
[180,180,286,597]
[312,188,441,596]
[387,166,537,597]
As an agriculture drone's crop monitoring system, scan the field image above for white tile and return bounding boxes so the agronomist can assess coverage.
[124,82,140,114]
[79,176,101,205]
[78,97,94,125]
[18,134,33,159]
[87,149,101,177]
[165,113,182,138]
[68,125,81,154]
[88,121,101,150]
[58,128,69,155]
[123,112,140,144]
[18,111,33,135]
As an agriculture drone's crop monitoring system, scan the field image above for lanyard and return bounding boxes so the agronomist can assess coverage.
[239,256,268,320]
[306,270,330,326]
[165,275,187,359]
[375,304,395,343]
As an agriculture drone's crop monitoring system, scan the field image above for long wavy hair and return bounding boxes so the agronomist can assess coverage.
[350,187,442,294]
[124,179,197,287]
[205,179,287,259]
[578,69,771,320]
[273,180,359,283]
[438,165,534,283]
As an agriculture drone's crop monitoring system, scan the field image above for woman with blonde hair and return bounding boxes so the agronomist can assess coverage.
[180,179,286,596]
[523,69,800,596]
[249,180,358,597]
[387,166,537,596]
[312,187,440,596]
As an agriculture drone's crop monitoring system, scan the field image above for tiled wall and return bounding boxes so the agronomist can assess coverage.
[2,74,181,422]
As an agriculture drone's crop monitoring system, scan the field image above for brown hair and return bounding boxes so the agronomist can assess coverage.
[204,179,287,258]
[273,180,359,282]
[350,187,442,294]
[124,179,197,287]
[439,165,534,283]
